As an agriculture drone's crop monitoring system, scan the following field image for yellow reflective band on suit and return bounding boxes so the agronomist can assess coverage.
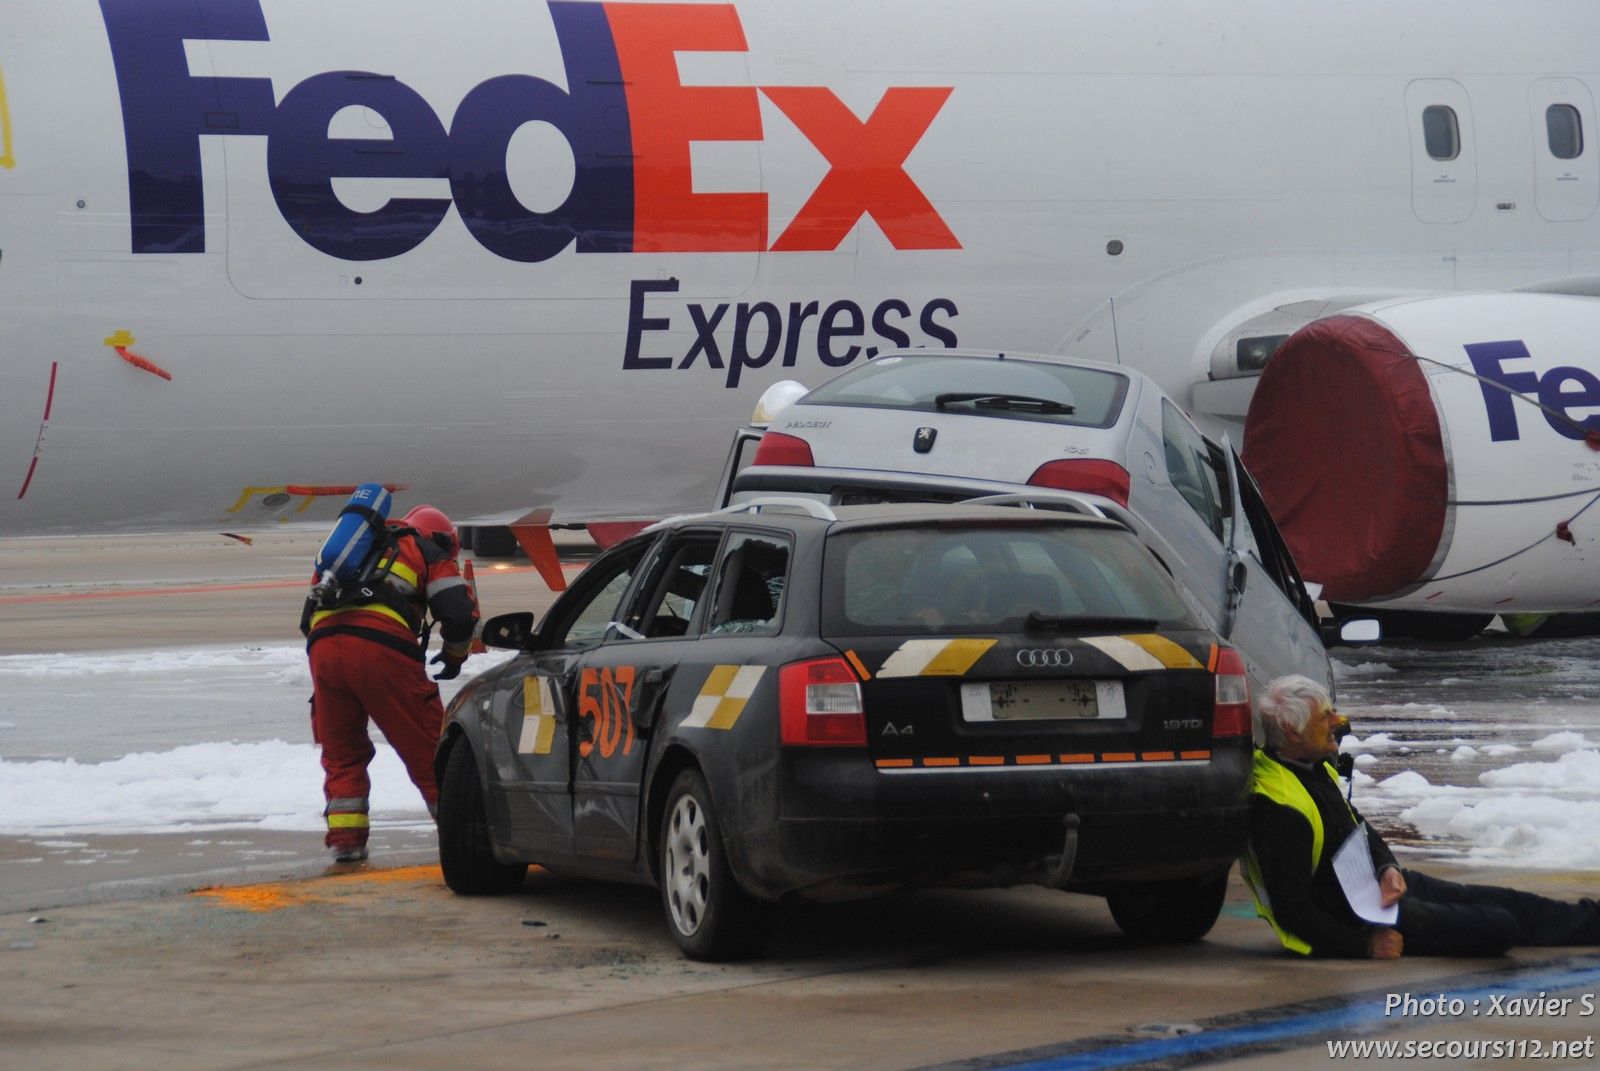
[326,812,370,830]
[308,552,422,631]
[1241,749,1351,956]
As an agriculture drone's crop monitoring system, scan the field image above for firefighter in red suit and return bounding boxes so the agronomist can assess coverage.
[299,505,479,862]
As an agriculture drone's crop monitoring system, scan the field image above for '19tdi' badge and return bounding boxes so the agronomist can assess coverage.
[913,427,937,453]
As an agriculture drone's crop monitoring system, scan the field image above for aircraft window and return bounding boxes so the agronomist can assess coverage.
[1422,105,1460,161]
[707,532,790,636]
[1161,401,1226,543]
[1547,104,1584,161]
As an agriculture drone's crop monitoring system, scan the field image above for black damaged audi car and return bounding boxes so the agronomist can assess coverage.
[436,500,1254,960]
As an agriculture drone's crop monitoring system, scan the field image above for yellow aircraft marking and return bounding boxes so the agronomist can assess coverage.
[0,66,14,169]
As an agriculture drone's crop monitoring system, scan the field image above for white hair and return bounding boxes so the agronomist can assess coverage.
[1257,675,1331,749]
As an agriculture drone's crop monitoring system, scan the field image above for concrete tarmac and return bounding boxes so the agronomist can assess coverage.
[5,533,1600,1069]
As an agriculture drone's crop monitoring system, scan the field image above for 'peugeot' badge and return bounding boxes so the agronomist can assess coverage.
[913,427,937,453]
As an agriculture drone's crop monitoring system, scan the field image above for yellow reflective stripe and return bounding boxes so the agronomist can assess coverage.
[518,677,556,756]
[922,638,997,675]
[326,812,369,830]
[682,665,765,730]
[385,559,420,588]
[877,638,997,678]
[310,604,412,631]
[1123,633,1204,670]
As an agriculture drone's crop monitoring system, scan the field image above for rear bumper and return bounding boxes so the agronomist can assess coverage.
[727,743,1251,900]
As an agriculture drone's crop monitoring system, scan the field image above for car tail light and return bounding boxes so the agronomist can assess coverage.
[751,431,815,467]
[779,657,866,746]
[1026,459,1131,506]
[1212,646,1251,738]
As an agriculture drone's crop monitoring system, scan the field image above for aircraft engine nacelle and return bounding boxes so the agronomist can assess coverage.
[1241,292,1600,613]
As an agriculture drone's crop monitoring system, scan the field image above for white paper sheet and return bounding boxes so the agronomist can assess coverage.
[1332,822,1399,925]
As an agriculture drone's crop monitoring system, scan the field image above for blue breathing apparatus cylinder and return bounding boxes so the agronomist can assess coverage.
[314,483,393,587]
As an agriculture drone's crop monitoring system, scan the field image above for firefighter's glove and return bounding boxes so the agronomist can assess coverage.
[431,647,468,681]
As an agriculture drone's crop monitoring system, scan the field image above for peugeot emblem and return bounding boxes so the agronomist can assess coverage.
[913,427,937,453]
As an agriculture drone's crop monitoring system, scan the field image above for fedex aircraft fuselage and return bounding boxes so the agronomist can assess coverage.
[3,0,1600,613]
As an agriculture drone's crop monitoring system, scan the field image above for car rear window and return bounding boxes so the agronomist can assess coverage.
[822,524,1199,635]
[798,355,1129,428]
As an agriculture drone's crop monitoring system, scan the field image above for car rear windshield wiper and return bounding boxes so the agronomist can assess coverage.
[1025,612,1161,632]
[934,392,1076,414]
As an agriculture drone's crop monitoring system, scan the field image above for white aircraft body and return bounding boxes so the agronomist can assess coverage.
[2,0,1599,614]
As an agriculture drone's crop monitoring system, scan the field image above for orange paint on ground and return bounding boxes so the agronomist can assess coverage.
[192,865,444,912]
[192,884,318,912]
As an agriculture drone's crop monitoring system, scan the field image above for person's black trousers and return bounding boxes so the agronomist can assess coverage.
[1397,869,1600,956]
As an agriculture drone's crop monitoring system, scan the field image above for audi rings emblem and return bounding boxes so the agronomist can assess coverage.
[1016,648,1074,668]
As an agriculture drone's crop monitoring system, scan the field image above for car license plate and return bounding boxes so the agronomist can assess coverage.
[960,680,1127,722]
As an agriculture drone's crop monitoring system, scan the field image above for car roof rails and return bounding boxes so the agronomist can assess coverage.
[718,496,839,521]
[643,496,838,534]
[961,492,1110,519]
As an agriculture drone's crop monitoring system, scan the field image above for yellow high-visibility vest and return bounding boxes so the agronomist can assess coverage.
[1240,749,1352,955]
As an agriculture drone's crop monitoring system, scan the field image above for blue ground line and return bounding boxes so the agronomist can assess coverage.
[994,959,1600,1071]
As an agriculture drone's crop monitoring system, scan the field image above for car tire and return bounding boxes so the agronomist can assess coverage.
[659,768,773,961]
[438,739,528,896]
[1106,871,1229,944]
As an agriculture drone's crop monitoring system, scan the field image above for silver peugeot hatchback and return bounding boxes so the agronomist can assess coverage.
[719,349,1332,700]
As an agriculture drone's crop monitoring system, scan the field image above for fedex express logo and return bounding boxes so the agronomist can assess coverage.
[1467,341,1600,442]
[99,0,960,263]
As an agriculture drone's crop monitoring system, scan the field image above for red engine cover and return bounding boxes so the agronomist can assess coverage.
[1241,315,1448,602]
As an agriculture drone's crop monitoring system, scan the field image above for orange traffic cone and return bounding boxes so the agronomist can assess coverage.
[463,558,487,654]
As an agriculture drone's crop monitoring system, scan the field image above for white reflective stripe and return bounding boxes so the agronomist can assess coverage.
[325,796,368,814]
[681,665,765,729]
[426,575,466,598]
[877,640,945,678]
[518,677,557,755]
[876,638,996,678]
[1080,635,1166,672]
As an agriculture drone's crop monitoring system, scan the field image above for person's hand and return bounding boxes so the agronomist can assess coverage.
[1369,927,1403,959]
[431,648,467,681]
[1379,866,1408,908]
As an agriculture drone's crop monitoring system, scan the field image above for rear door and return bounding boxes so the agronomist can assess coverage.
[821,524,1217,772]
[570,528,724,861]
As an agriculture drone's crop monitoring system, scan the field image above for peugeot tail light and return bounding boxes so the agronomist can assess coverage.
[751,431,815,467]
[1026,459,1131,506]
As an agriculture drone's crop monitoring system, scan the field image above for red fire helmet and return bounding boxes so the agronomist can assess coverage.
[401,505,459,557]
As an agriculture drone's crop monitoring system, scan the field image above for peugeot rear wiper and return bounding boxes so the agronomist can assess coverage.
[1025,612,1160,632]
[934,392,1076,414]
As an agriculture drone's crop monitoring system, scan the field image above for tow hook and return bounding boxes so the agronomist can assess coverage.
[1042,814,1081,889]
